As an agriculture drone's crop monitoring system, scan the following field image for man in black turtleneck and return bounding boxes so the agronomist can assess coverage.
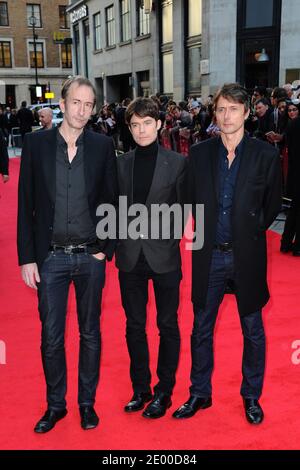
[116,97,187,419]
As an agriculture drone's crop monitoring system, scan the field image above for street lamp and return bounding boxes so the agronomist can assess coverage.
[29,15,40,100]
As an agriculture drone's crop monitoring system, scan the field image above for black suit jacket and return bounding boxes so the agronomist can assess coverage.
[0,133,8,175]
[17,128,118,269]
[116,145,187,273]
[286,116,300,200]
[188,134,282,316]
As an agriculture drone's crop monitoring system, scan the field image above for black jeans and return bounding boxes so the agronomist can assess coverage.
[190,249,265,399]
[281,198,300,249]
[37,250,106,410]
[119,253,181,396]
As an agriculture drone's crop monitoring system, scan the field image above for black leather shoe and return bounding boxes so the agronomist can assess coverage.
[34,408,67,433]
[292,249,300,257]
[280,243,293,253]
[172,396,212,419]
[243,399,264,424]
[79,406,99,430]
[142,392,172,419]
[124,392,153,412]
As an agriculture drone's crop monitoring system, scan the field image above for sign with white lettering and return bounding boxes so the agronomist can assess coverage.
[70,5,88,24]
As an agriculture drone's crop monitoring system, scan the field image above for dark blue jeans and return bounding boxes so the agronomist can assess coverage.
[37,250,106,410]
[190,249,265,399]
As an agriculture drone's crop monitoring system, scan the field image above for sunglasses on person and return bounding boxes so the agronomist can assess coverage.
[288,107,298,113]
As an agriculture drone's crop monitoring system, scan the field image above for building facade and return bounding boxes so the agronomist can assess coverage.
[67,0,157,105]
[67,0,300,104]
[0,0,72,107]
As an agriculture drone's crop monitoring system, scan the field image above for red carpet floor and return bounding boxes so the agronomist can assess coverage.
[0,158,300,450]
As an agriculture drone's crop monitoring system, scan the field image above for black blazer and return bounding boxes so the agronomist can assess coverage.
[0,133,8,175]
[17,127,118,269]
[116,145,187,273]
[188,134,282,316]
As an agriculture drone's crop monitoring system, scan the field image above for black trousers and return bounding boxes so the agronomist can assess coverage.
[281,197,300,249]
[119,252,181,396]
[37,250,105,410]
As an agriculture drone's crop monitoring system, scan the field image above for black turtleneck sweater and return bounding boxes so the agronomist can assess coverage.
[133,140,158,204]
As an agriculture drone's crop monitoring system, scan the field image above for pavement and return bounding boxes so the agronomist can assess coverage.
[8,146,21,158]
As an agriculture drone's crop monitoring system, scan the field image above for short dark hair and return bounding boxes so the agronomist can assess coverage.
[255,98,269,107]
[271,87,288,100]
[214,83,250,112]
[253,85,267,97]
[125,97,159,125]
[61,75,96,104]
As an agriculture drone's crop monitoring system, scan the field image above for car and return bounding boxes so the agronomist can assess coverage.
[29,102,61,113]
[52,108,63,126]
[29,102,63,127]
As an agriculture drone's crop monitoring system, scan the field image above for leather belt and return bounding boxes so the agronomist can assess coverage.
[213,242,233,252]
[50,244,89,254]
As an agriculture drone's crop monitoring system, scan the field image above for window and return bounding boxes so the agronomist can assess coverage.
[27,4,42,28]
[162,0,172,44]
[83,19,91,77]
[187,45,201,94]
[137,0,150,36]
[29,41,44,67]
[93,12,101,50]
[59,5,69,29]
[162,52,173,93]
[74,23,81,74]
[120,0,131,42]
[0,41,11,67]
[105,5,115,47]
[0,2,9,26]
[61,43,72,68]
[245,0,273,28]
[188,0,201,37]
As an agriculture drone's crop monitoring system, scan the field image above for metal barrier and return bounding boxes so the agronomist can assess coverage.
[11,127,22,149]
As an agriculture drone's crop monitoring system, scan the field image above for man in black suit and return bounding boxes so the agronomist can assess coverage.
[173,83,282,424]
[280,115,300,256]
[17,76,118,433]
[16,101,34,142]
[0,130,9,185]
[116,98,187,418]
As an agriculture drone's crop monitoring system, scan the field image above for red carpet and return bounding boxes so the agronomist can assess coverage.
[0,158,299,450]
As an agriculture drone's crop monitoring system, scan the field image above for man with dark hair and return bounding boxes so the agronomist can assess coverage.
[17,75,118,433]
[17,101,34,142]
[0,130,9,185]
[281,114,300,255]
[173,83,282,424]
[116,97,187,419]
[254,98,273,140]
[116,98,136,152]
